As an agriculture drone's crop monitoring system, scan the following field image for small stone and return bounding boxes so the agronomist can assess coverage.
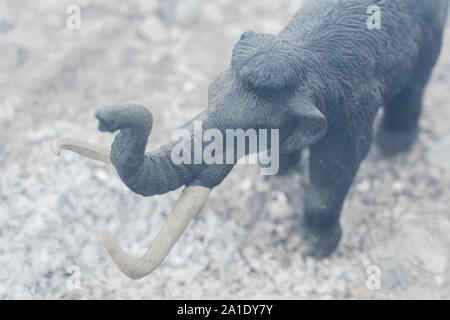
[0,100,15,123]
[355,180,371,193]
[0,40,18,71]
[93,169,109,183]
[428,133,450,167]
[265,192,293,219]
[421,253,447,275]
[434,275,444,286]
[139,17,168,42]
[239,178,253,192]
[160,0,201,26]
[182,81,195,93]
[27,127,56,143]
[392,181,405,193]
[287,234,302,251]
[201,2,223,24]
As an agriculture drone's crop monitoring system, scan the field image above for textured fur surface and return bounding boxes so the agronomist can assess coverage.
[98,0,448,257]
[231,31,308,97]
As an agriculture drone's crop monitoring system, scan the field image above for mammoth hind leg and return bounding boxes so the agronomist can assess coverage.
[376,82,425,156]
[376,33,443,156]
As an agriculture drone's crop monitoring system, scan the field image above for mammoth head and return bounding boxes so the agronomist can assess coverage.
[231,30,309,98]
[228,30,327,151]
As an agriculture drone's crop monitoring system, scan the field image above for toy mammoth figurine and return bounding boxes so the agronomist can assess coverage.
[52,0,448,279]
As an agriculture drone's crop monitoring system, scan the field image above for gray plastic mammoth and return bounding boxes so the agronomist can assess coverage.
[52,0,449,279]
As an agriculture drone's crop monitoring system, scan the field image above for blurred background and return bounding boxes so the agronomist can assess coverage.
[0,0,449,299]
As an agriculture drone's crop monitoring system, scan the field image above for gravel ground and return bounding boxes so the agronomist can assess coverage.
[0,0,449,299]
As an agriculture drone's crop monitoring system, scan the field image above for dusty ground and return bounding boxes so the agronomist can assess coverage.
[0,0,449,299]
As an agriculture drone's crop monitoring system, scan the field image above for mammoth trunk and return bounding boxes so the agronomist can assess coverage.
[111,131,195,197]
[97,105,235,197]
[96,104,196,197]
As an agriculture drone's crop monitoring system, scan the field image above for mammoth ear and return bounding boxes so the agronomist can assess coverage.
[280,97,327,154]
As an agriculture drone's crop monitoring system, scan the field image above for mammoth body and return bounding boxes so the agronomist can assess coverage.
[53,0,449,278]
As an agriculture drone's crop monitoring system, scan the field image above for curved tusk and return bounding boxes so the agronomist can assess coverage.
[51,137,112,164]
[51,137,163,164]
[103,185,211,279]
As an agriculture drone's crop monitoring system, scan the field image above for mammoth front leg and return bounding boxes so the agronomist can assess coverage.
[299,110,376,258]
